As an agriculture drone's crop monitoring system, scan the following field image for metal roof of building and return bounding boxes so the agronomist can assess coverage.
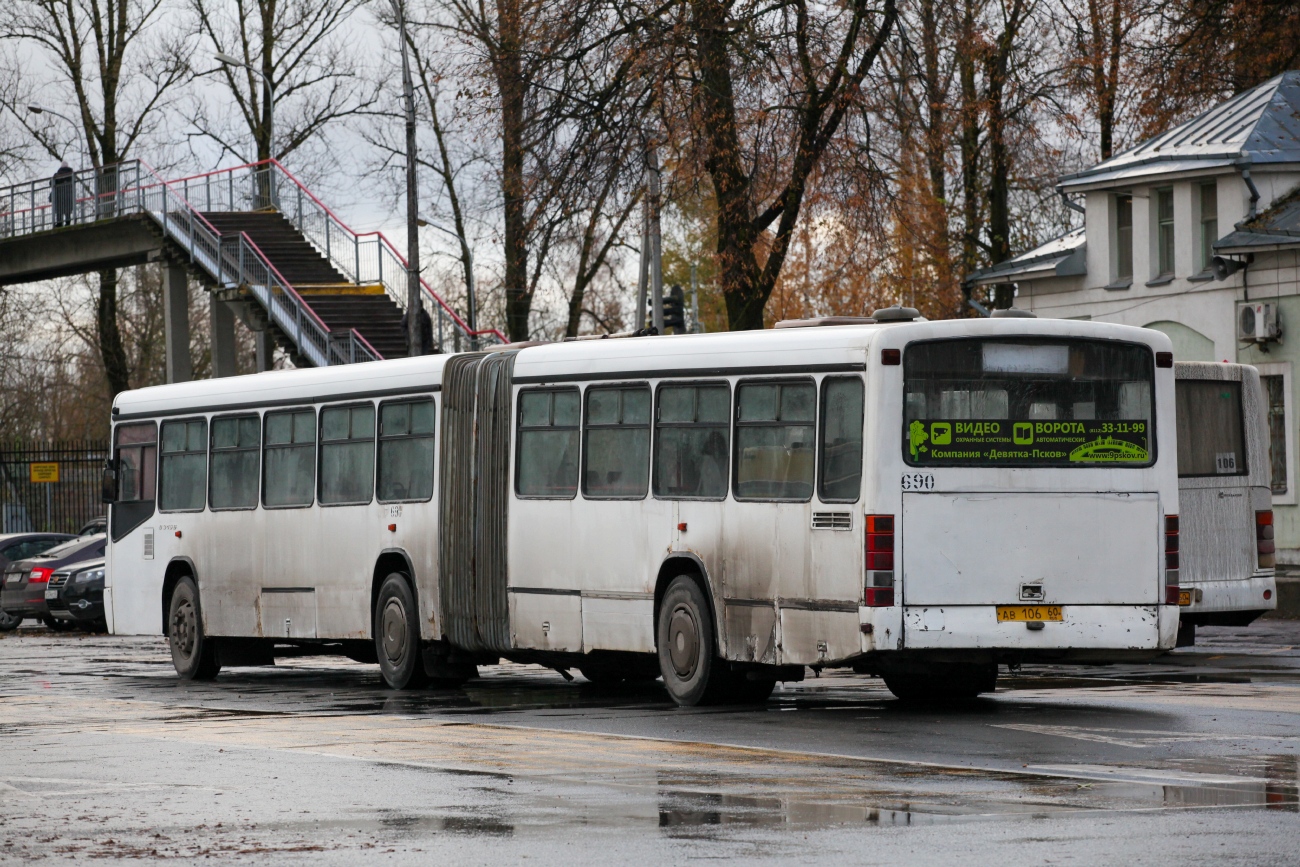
[1060,71,1300,188]
[1215,184,1300,253]
[966,228,1086,286]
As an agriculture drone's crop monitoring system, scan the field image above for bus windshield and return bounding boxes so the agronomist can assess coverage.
[903,337,1155,468]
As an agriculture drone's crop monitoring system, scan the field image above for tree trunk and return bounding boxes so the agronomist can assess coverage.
[958,0,981,294]
[692,0,763,330]
[920,0,946,204]
[496,0,530,342]
[97,268,131,395]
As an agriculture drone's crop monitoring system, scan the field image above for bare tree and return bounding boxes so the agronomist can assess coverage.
[188,0,374,164]
[1,0,188,398]
[656,0,900,331]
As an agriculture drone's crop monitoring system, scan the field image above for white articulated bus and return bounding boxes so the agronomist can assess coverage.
[1173,361,1276,644]
[105,311,1181,704]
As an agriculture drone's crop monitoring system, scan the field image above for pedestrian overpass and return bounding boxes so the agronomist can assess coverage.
[0,160,500,380]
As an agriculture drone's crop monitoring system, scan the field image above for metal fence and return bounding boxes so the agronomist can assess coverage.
[0,442,108,535]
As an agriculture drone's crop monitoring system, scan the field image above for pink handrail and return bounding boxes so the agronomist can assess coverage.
[262,159,505,342]
[238,235,333,334]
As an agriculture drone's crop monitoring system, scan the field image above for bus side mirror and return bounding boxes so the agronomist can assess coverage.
[101,458,117,504]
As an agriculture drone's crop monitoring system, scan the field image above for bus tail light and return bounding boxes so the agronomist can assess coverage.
[865,515,895,607]
[1256,510,1275,569]
[1164,515,1179,605]
[28,567,53,584]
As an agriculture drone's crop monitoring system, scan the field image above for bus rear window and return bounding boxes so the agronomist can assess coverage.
[903,338,1155,468]
[1175,379,1246,476]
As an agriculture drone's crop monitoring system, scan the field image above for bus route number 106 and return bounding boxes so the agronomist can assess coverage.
[901,473,935,491]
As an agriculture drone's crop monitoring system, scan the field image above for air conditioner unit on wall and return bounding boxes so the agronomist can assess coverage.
[1238,302,1282,343]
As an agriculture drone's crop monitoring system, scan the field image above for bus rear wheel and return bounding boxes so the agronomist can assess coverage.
[374,573,428,690]
[656,575,730,706]
[881,662,997,703]
[168,576,221,680]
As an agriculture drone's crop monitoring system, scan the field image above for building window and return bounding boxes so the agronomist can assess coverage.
[1199,182,1218,272]
[1156,187,1174,277]
[1115,194,1133,280]
[1263,374,1288,494]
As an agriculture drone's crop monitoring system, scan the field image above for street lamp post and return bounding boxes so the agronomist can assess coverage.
[417,216,477,350]
[215,52,276,206]
[27,105,85,170]
[388,0,422,360]
[215,52,274,160]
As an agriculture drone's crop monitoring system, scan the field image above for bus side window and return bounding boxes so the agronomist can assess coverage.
[159,419,207,512]
[378,399,436,502]
[819,377,864,503]
[516,388,580,498]
[654,383,730,500]
[583,385,650,499]
[319,404,376,505]
[264,409,316,507]
[734,380,816,501]
[114,422,157,504]
[210,416,261,510]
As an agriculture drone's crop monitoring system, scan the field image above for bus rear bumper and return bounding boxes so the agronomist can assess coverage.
[1179,572,1276,624]
[861,604,1178,655]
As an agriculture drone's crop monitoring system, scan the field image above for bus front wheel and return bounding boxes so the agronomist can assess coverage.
[656,575,730,706]
[881,662,997,703]
[168,576,221,680]
[374,573,429,690]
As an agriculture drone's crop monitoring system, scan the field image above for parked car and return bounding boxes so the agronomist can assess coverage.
[0,534,106,631]
[77,516,107,537]
[45,558,106,632]
[0,532,77,629]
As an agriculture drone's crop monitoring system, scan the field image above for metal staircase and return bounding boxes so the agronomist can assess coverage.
[0,159,503,367]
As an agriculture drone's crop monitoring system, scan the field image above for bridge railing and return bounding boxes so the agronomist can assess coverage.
[0,161,380,366]
[162,160,506,348]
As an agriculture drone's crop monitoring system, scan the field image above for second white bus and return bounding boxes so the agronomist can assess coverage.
[105,312,1181,704]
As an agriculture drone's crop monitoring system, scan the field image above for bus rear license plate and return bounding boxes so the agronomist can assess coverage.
[1178,590,1192,606]
[996,605,1063,623]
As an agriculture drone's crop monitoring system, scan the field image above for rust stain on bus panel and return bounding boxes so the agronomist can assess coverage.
[724,602,778,663]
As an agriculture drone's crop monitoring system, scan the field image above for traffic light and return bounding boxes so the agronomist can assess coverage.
[663,284,686,332]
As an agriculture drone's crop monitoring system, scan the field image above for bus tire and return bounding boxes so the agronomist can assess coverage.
[657,575,729,706]
[882,662,997,703]
[168,576,221,680]
[374,573,428,690]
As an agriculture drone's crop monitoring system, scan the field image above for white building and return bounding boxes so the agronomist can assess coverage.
[968,71,1300,559]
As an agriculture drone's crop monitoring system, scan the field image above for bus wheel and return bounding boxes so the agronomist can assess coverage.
[881,662,997,703]
[374,573,429,690]
[168,576,221,680]
[656,575,728,706]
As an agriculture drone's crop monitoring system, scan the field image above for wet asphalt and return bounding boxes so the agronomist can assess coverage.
[1,621,1298,865]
